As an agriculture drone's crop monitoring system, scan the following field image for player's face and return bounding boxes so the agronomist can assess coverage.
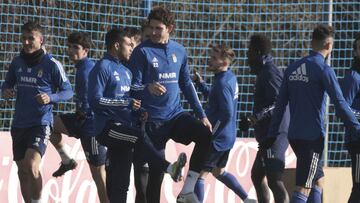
[355,40,360,58]
[118,37,134,61]
[208,52,225,72]
[22,30,43,54]
[67,43,88,63]
[149,19,172,44]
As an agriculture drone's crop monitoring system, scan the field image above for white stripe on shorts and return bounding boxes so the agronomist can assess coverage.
[305,152,319,188]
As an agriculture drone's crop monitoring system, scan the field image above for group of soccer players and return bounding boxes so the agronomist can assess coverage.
[2,5,360,203]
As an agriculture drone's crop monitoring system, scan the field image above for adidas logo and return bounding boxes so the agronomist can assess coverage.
[152,57,158,63]
[289,63,309,83]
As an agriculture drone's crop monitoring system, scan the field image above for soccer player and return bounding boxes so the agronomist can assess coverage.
[130,6,213,203]
[88,27,187,203]
[340,33,360,203]
[1,21,73,203]
[49,32,108,203]
[238,34,289,203]
[193,44,256,203]
[266,25,360,203]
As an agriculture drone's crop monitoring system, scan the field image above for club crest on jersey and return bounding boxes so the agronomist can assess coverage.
[37,69,43,78]
[27,68,32,73]
[114,71,120,81]
[152,57,159,68]
[172,54,177,63]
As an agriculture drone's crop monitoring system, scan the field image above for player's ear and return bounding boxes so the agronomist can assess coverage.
[167,24,174,34]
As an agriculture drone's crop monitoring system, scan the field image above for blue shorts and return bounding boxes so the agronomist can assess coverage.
[60,113,95,138]
[203,145,230,171]
[61,113,106,166]
[80,136,107,166]
[289,137,324,188]
[11,125,52,161]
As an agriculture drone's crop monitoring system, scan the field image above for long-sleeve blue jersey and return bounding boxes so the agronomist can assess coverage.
[129,39,206,121]
[2,54,73,128]
[75,58,95,116]
[88,53,135,135]
[74,57,95,135]
[196,70,238,151]
[253,57,289,143]
[268,51,360,140]
[341,68,360,142]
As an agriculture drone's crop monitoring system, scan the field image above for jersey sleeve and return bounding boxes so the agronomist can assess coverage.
[76,66,91,112]
[178,53,206,119]
[322,67,360,137]
[2,60,17,91]
[88,63,133,114]
[195,80,211,100]
[48,58,73,103]
[129,48,148,100]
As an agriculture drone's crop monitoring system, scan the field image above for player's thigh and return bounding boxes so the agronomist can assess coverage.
[81,136,107,167]
[56,113,82,138]
[11,127,28,161]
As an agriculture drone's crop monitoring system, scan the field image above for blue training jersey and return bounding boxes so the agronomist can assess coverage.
[74,57,96,136]
[88,53,135,135]
[341,68,360,142]
[253,56,289,143]
[129,39,206,121]
[196,70,238,151]
[2,54,73,128]
[268,51,360,140]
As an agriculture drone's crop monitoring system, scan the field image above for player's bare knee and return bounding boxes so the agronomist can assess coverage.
[211,167,223,177]
[314,177,324,189]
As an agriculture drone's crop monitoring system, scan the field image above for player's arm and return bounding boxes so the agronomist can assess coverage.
[129,48,148,100]
[44,59,73,104]
[211,84,234,137]
[193,70,211,98]
[88,64,140,113]
[76,66,92,113]
[341,71,360,119]
[253,69,282,122]
[323,67,360,136]
[2,61,17,99]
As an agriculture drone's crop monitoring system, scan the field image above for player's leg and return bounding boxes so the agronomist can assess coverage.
[81,136,108,203]
[348,145,360,203]
[50,114,77,177]
[170,113,211,201]
[251,152,270,203]
[133,144,149,203]
[194,171,210,203]
[264,135,289,203]
[211,150,252,202]
[289,138,324,203]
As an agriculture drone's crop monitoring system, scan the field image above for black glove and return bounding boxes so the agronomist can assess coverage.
[239,116,251,131]
[75,111,86,121]
[259,137,277,151]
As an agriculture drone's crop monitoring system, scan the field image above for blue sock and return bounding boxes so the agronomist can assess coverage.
[194,178,205,203]
[307,186,322,203]
[291,191,308,203]
[216,171,248,200]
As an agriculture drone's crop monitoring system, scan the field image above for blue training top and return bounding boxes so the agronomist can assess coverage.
[2,54,73,128]
[341,68,360,142]
[129,39,206,121]
[268,51,360,141]
[196,70,238,151]
[88,53,136,135]
[253,56,289,143]
[74,57,96,136]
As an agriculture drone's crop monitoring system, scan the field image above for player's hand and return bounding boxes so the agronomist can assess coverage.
[75,111,86,121]
[140,111,149,122]
[239,115,257,131]
[148,82,167,96]
[35,93,50,104]
[192,70,203,83]
[201,117,212,132]
[131,99,141,110]
[2,88,15,99]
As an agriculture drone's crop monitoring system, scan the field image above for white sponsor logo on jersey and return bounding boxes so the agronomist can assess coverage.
[20,76,37,83]
[289,63,309,83]
[120,86,130,92]
[159,72,176,79]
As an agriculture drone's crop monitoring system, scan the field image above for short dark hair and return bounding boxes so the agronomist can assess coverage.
[353,33,360,51]
[148,6,175,27]
[140,19,151,33]
[22,21,43,34]
[210,44,235,63]
[105,28,133,50]
[249,34,272,55]
[312,24,334,43]
[67,32,92,49]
